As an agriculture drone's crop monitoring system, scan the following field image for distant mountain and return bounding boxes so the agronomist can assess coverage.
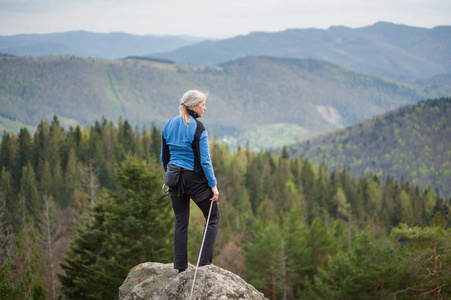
[0,55,450,150]
[0,31,207,59]
[287,97,451,199]
[150,22,451,81]
[414,74,451,86]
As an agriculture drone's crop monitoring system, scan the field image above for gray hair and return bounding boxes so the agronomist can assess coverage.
[179,90,207,123]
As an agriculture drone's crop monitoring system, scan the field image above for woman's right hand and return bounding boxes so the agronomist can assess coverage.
[210,186,219,202]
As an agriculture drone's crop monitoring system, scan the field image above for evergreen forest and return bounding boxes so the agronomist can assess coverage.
[288,97,451,199]
[0,116,450,299]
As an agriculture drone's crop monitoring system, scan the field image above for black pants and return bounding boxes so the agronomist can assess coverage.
[170,171,221,270]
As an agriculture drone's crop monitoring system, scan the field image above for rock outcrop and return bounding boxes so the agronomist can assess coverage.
[119,262,268,300]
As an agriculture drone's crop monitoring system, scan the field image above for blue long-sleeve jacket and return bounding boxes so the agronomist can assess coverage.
[161,110,217,187]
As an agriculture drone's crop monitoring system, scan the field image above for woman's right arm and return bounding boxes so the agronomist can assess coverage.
[161,134,170,171]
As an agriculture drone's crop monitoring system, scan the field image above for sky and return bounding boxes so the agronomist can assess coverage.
[0,0,450,38]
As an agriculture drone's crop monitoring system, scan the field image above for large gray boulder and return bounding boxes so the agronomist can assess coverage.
[119,262,269,300]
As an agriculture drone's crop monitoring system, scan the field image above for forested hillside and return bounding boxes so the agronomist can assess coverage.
[0,117,450,299]
[1,55,450,151]
[288,97,451,199]
[151,22,451,80]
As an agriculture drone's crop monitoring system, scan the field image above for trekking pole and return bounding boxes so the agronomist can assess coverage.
[189,200,214,300]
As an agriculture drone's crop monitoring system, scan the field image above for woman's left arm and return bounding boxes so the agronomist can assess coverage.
[198,131,217,187]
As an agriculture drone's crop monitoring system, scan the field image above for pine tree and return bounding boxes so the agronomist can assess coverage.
[278,240,290,300]
[8,212,48,300]
[0,132,16,174]
[300,159,314,199]
[133,124,144,158]
[0,167,19,232]
[300,160,317,223]
[305,218,333,278]
[121,120,135,156]
[245,221,282,300]
[102,119,116,166]
[64,148,82,208]
[314,162,332,216]
[19,162,41,222]
[302,228,400,299]
[51,159,65,207]
[39,194,58,300]
[245,152,265,213]
[88,123,115,190]
[334,187,353,251]
[0,256,32,300]
[423,187,437,224]
[366,180,383,217]
[149,123,161,160]
[17,128,34,180]
[284,209,310,297]
[391,224,451,299]
[49,115,66,170]
[33,120,50,182]
[399,190,414,225]
[58,158,173,299]
[0,195,12,264]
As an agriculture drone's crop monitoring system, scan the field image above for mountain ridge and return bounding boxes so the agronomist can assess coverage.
[150,22,451,81]
[2,22,449,81]
[0,30,207,59]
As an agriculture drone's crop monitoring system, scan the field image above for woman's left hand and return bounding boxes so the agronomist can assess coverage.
[210,186,219,202]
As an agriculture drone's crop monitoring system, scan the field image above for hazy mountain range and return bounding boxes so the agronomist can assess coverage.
[0,31,205,59]
[1,22,450,82]
[150,22,451,81]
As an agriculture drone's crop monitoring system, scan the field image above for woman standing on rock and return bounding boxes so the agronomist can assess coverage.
[161,90,221,273]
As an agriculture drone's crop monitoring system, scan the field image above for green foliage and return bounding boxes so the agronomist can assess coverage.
[390,225,451,299]
[0,213,48,300]
[58,158,173,300]
[303,228,400,299]
[1,116,450,299]
[292,97,451,199]
[0,257,33,300]
[1,167,19,232]
[302,225,451,299]
[0,133,17,178]
[1,115,168,298]
[19,164,41,224]
[245,221,282,299]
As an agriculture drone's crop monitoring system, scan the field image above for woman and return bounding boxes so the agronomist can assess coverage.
[161,90,220,273]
